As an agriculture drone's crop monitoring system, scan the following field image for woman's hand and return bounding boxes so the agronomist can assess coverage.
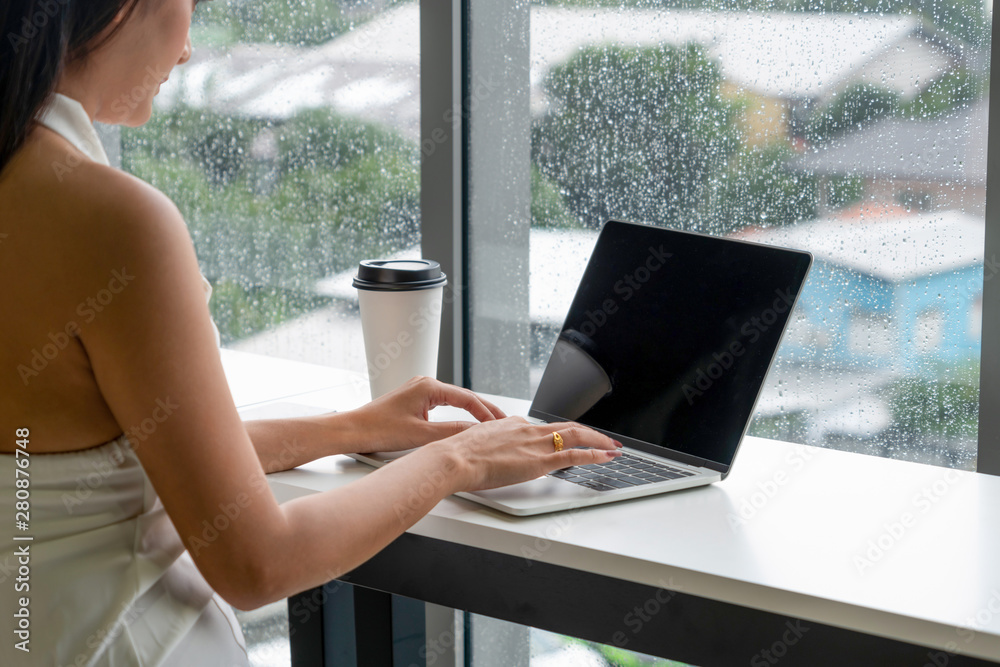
[432,417,622,492]
[349,376,507,453]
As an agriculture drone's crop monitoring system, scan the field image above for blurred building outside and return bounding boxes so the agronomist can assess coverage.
[162,3,969,144]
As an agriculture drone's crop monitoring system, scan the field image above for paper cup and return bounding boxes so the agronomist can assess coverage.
[354,259,447,399]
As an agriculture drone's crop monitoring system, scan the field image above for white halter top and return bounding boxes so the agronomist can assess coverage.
[0,95,246,665]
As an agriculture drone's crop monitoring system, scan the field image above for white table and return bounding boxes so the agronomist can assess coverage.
[224,350,1000,665]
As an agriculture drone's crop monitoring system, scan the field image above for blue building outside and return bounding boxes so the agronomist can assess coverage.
[740,209,984,377]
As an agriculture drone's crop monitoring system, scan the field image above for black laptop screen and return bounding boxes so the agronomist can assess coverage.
[529,220,811,471]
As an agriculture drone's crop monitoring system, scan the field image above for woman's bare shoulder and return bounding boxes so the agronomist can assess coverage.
[34,127,183,227]
[2,128,193,285]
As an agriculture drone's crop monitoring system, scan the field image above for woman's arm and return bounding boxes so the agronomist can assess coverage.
[243,378,509,472]
[76,176,619,610]
[244,414,353,473]
[252,416,615,605]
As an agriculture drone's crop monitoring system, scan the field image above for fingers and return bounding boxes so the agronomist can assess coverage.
[478,395,507,420]
[553,446,621,468]
[535,423,621,471]
[427,380,503,423]
[545,423,620,451]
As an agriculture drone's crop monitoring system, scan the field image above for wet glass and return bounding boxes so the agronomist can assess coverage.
[473,1,990,656]
[122,0,420,377]
[119,1,420,662]
[513,0,990,471]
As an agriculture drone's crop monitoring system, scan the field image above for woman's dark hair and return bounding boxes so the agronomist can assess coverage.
[0,0,139,173]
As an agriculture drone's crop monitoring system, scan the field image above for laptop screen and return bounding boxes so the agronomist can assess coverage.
[529,220,812,474]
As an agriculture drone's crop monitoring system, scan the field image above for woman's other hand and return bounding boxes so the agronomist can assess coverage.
[350,376,506,453]
[433,417,622,492]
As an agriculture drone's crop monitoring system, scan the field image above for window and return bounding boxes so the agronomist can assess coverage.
[123,0,420,375]
[468,0,990,476]
[128,1,991,475]
[461,2,992,657]
[120,1,420,663]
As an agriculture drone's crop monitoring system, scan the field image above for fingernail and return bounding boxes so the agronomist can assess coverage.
[614,440,623,448]
[607,450,622,458]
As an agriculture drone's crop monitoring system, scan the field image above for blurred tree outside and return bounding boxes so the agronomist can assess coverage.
[823,175,865,210]
[533,43,819,233]
[124,105,582,341]
[532,166,583,229]
[191,0,399,47]
[803,71,988,145]
[122,107,420,342]
[564,636,692,666]
[887,370,979,441]
[532,44,742,231]
[803,83,902,144]
[900,68,988,118]
[701,142,818,230]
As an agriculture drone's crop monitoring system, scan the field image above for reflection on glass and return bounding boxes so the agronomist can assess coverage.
[533,330,613,421]
[530,222,810,467]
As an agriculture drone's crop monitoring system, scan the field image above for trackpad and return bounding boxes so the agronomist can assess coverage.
[469,474,597,502]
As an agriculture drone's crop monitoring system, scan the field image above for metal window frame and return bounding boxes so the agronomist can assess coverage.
[421,0,466,387]
[977,10,1000,476]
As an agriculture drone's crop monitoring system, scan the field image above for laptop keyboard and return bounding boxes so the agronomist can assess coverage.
[547,451,697,492]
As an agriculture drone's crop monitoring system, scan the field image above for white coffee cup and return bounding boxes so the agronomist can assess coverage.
[354,259,447,399]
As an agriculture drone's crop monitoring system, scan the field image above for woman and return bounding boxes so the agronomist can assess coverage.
[0,0,621,664]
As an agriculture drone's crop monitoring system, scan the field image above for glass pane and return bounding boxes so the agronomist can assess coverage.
[119,0,420,660]
[530,626,692,666]
[481,0,990,469]
[122,0,419,377]
[466,616,693,666]
[236,600,291,667]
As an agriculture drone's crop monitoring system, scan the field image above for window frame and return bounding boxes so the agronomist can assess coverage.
[977,6,1000,475]
[421,0,466,387]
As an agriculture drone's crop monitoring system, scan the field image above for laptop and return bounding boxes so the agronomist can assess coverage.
[349,220,812,516]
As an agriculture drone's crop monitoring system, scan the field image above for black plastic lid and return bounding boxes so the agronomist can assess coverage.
[353,259,448,292]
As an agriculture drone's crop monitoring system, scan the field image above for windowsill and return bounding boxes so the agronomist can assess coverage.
[224,349,1000,661]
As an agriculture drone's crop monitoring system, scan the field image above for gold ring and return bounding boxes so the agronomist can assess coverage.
[552,432,564,452]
